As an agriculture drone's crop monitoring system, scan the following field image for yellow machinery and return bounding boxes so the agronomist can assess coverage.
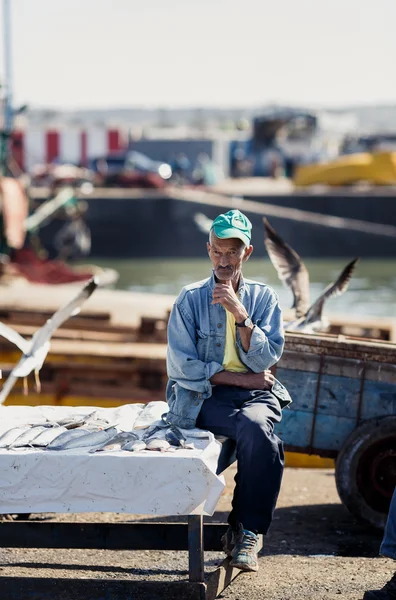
[294,151,396,187]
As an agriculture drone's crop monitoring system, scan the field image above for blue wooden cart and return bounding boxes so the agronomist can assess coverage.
[271,331,396,529]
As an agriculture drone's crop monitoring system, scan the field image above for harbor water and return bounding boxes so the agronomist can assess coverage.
[86,258,396,318]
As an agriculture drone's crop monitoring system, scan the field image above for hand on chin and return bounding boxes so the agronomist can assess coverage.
[215,268,233,281]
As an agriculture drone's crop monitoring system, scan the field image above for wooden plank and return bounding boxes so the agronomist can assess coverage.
[0,578,204,600]
[8,324,137,343]
[1,316,138,336]
[206,559,242,600]
[0,521,227,550]
[0,307,111,322]
[277,361,396,454]
[206,535,263,600]
[0,339,167,360]
[285,331,396,357]
[365,361,396,385]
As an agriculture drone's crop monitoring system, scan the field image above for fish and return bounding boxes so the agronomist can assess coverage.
[122,440,147,452]
[9,426,50,448]
[63,419,89,430]
[85,419,111,429]
[93,442,123,452]
[84,412,111,427]
[0,426,32,448]
[45,421,107,450]
[53,426,118,451]
[183,442,196,450]
[46,427,94,450]
[165,426,187,448]
[26,421,56,428]
[55,416,93,430]
[53,410,101,429]
[142,421,169,441]
[179,429,210,439]
[88,431,138,453]
[31,426,68,447]
[145,438,172,452]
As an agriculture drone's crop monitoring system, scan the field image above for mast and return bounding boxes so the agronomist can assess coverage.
[1,0,12,175]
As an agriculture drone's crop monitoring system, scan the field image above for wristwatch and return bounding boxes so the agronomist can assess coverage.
[236,316,252,328]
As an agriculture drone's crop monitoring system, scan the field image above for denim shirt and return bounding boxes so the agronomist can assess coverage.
[166,272,290,429]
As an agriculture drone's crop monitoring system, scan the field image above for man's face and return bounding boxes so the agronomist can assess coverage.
[207,233,253,284]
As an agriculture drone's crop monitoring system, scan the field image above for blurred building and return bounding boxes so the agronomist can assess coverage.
[9,124,235,180]
[8,108,358,178]
[128,136,232,181]
[9,126,128,172]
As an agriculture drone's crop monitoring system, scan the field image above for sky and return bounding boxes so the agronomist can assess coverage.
[1,0,396,110]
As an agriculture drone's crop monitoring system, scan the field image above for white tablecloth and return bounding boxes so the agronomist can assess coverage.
[0,405,225,516]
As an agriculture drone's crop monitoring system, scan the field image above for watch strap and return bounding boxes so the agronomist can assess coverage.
[236,316,251,327]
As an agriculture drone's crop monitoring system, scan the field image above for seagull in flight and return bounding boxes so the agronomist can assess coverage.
[0,277,99,404]
[263,218,359,333]
[193,212,213,235]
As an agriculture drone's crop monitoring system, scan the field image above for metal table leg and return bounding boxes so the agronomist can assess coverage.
[188,515,207,599]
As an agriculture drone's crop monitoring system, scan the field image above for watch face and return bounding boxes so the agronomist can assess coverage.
[245,317,252,327]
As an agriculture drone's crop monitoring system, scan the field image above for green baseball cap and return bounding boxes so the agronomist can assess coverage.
[211,209,252,246]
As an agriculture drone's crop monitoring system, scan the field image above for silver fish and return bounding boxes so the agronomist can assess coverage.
[165,426,186,448]
[31,426,68,447]
[146,438,172,452]
[0,426,32,448]
[179,429,210,439]
[122,440,147,452]
[183,442,195,450]
[89,431,138,453]
[92,442,123,452]
[54,411,100,429]
[55,426,118,450]
[46,427,93,450]
[84,418,110,429]
[55,418,88,430]
[9,426,49,448]
[143,423,168,441]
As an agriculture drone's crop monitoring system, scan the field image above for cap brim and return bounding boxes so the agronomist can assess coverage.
[212,225,250,247]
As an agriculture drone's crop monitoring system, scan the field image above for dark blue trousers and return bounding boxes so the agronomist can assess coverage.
[381,487,396,559]
[196,385,284,535]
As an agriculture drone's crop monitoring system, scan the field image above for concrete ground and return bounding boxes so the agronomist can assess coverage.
[0,466,392,600]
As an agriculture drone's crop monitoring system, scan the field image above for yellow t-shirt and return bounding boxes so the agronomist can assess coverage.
[222,310,248,373]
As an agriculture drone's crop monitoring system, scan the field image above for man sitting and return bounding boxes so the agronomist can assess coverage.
[165,209,291,572]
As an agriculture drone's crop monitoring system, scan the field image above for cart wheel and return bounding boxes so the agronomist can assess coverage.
[336,417,396,529]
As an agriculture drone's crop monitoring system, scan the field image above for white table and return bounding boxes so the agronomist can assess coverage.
[0,404,225,517]
[0,404,247,600]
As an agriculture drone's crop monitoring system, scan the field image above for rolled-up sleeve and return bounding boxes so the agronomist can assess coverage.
[236,296,284,372]
[167,297,223,398]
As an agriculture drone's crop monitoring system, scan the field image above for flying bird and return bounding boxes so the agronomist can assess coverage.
[263,218,359,333]
[0,277,99,404]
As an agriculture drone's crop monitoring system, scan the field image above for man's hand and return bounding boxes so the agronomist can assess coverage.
[212,280,246,320]
[210,370,275,390]
[242,370,275,390]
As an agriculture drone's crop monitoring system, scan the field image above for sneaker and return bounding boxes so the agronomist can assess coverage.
[221,525,236,557]
[229,523,259,572]
[363,572,396,600]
